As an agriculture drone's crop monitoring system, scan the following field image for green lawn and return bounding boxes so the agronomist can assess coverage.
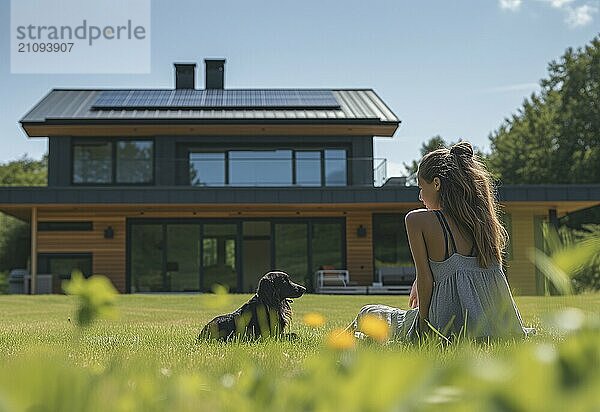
[0,293,599,411]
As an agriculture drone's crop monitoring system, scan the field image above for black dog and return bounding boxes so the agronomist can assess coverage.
[198,271,306,341]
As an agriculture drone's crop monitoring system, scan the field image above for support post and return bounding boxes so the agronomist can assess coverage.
[31,207,37,295]
[548,208,559,229]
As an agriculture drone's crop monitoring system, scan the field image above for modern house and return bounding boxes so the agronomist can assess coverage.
[1,59,598,295]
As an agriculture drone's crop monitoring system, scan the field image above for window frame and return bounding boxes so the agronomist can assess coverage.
[71,138,155,186]
[185,146,349,187]
[37,252,93,279]
[372,212,414,282]
[38,221,93,231]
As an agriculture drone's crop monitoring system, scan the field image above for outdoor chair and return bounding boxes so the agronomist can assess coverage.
[315,265,350,289]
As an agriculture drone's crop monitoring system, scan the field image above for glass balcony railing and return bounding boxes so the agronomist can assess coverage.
[174,156,388,187]
[373,158,387,187]
[70,155,391,187]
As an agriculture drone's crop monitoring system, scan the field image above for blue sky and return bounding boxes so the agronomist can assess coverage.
[1,0,598,176]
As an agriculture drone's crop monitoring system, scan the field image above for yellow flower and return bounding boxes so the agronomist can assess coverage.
[303,312,326,327]
[326,329,355,350]
[358,314,390,343]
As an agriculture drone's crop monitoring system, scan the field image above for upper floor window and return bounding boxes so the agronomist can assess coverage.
[188,148,347,187]
[73,140,153,184]
[73,142,112,184]
[324,149,347,186]
[229,150,292,186]
[190,152,225,186]
[296,151,321,186]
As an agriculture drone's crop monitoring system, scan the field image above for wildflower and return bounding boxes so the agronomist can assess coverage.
[358,314,390,343]
[303,312,326,327]
[326,329,355,350]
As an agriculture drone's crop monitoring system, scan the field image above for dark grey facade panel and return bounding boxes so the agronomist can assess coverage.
[1,185,599,205]
[106,190,128,203]
[333,190,354,203]
[354,190,374,202]
[47,137,71,187]
[569,187,590,200]
[61,190,80,203]
[349,136,374,186]
[527,187,546,200]
[173,191,197,203]
[546,188,571,200]
[140,190,163,203]
[155,138,175,186]
[277,189,298,203]
[48,138,59,186]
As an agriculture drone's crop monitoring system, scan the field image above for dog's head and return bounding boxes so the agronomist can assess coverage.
[256,271,306,307]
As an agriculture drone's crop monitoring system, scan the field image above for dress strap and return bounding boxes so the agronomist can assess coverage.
[433,210,450,260]
[438,211,457,255]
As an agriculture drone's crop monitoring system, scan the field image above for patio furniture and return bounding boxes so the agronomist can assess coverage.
[377,266,416,286]
[315,269,350,288]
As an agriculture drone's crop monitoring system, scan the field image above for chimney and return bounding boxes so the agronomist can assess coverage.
[204,59,226,89]
[174,63,196,89]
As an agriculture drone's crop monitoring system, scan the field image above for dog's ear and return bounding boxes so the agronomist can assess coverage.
[257,274,280,307]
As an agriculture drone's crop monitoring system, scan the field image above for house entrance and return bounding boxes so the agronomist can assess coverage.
[128,221,240,293]
[127,218,345,293]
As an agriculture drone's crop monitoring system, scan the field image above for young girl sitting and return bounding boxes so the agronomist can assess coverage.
[349,141,535,342]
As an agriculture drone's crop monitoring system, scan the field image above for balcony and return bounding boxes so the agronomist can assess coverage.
[173,155,390,188]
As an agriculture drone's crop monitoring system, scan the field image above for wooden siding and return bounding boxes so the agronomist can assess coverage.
[503,207,546,295]
[36,217,126,292]
[345,212,374,285]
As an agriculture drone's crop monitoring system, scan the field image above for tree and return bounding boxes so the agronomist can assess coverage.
[0,154,47,274]
[402,136,448,186]
[402,136,487,185]
[487,35,600,183]
[0,154,47,186]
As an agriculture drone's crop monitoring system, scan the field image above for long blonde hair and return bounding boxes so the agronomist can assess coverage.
[417,141,508,268]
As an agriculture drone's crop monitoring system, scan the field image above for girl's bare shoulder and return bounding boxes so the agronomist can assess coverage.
[405,209,437,227]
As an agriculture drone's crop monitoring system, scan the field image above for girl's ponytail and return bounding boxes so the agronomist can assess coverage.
[417,141,508,269]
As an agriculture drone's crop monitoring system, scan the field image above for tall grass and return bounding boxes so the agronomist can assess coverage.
[0,292,599,411]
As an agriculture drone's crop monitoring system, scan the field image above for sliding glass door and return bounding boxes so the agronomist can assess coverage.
[129,221,238,292]
[130,223,164,292]
[274,223,309,285]
[166,224,201,292]
[202,223,238,292]
[128,218,344,293]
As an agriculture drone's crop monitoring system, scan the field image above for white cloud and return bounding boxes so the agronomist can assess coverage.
[565,4,598,27]
[499,0,522,11]
[500,0,597,28]
[548,0,575,9]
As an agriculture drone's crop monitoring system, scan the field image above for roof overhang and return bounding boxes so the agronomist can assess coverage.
[21,119,399,138]
[1,185,598,222]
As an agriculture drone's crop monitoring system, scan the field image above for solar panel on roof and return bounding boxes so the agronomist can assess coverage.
[92,90,340,110]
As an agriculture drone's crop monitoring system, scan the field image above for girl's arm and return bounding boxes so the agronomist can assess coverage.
[409,280,418,308]
[405,211,434,330]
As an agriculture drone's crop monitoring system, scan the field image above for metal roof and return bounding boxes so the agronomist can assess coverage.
[21,88,399,126]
